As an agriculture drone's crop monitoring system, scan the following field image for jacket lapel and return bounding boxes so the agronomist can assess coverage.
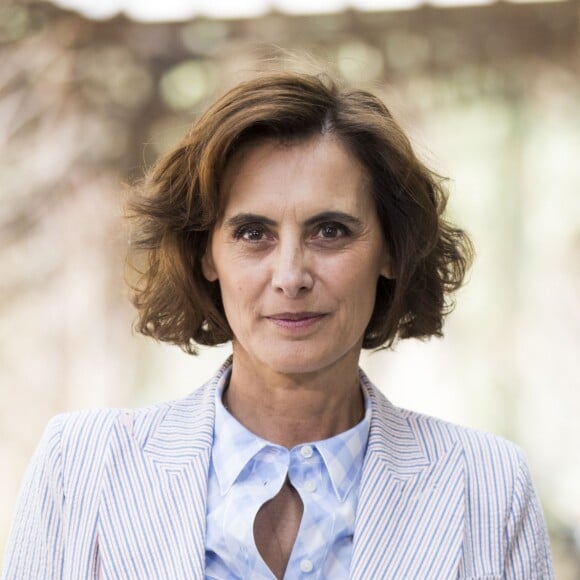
[132,362,229,578]
[350,378,465,579]
[140,394,213,577]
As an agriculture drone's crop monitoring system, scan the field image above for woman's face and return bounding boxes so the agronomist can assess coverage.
[203,136,391,377]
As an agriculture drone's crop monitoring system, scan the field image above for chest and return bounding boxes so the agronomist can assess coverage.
[253,482,304,579]
[88,408,501,579]
[204,451,359,579]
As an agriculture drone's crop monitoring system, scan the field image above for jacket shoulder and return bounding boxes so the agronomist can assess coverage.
[397,407,553,577]
[53,381,215,464]
[399,408,527,552]
[399,406,524,476]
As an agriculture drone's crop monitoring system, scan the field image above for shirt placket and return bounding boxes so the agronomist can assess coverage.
[248,446,290,579]
[286,445,329,579]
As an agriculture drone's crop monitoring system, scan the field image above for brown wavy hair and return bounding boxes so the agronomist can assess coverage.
[127,72,473,354]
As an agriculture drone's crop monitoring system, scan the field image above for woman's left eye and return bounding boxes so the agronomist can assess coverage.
[316,223,349,239]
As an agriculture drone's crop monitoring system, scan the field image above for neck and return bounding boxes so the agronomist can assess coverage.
[223,347,364,448]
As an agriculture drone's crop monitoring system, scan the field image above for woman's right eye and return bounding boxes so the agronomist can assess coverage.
[235,225,267,241]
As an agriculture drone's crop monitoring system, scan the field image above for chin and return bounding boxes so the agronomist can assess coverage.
[259,344,346,376]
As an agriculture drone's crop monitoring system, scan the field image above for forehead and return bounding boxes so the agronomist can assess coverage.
[219,136,374,218]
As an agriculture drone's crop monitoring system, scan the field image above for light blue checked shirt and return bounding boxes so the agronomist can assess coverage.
[205,370,371,579]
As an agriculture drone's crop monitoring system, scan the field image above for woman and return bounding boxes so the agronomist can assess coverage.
[3,72,553,579]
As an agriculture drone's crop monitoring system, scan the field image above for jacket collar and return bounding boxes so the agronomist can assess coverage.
[140,357,232,463]
[139,358,431,470]
[359,368,431,477]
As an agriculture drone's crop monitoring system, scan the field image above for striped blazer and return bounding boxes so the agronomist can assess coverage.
[3,361,553,579]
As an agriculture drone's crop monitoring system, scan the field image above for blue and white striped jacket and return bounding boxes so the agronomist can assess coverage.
[2,360,554,579]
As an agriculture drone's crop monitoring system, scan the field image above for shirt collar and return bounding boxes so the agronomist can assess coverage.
[211,368,271,495]
[315,383,371,501]
[211,368,372,500]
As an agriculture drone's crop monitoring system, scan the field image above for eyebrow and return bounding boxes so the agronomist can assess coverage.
[224,211,364,230]
[225,213,277,230]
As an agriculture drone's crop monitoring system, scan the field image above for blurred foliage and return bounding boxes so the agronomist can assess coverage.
[1,0,579,576]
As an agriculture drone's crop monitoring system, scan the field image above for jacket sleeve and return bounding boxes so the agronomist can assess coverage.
[503,449,554,579]
[2,415,65,580]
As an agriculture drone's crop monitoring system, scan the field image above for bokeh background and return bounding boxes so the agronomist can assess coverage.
[1,0,579,576]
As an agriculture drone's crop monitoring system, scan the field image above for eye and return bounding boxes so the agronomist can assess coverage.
[316,222,349,239]
[234,224,268,242]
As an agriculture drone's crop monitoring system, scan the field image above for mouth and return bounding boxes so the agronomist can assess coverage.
[266,312,327,329]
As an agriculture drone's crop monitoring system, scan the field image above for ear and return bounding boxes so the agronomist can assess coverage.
[201,246,219,282]
[379,251,395,280]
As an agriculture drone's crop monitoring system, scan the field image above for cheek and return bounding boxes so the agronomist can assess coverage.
[326,252,382,290]
[218,272,261,323]
[337,260,382,313]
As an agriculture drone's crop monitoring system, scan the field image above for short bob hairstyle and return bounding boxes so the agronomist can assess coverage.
[128,71,473,353]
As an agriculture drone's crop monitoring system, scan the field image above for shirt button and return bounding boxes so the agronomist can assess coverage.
[304,480,316,493]
[300,445,313,459]
[300,559,314,573]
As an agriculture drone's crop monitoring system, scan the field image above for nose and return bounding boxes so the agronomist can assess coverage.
[270,241,314,298]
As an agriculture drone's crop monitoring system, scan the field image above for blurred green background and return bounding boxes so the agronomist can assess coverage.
[1,0,579,576]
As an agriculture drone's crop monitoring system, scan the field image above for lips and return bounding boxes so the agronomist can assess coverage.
[268,312,324,320]
[266,312,327,329]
